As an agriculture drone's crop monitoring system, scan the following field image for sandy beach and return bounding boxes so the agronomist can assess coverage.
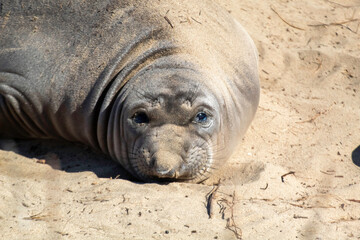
[1,0,360,239]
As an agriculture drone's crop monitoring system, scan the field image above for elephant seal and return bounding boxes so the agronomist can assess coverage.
[0,0,259,182]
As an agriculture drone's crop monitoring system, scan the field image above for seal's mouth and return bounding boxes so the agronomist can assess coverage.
[129,143,213,183]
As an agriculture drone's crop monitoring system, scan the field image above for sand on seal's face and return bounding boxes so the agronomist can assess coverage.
[1,0,360,239]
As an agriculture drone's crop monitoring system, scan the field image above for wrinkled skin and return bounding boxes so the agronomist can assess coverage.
[117,70,222,181]
[0,0,259,182]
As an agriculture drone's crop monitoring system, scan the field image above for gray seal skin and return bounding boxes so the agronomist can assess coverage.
[0,0,260,182]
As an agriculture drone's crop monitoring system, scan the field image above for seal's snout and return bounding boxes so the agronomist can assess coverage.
[151,151,181,178]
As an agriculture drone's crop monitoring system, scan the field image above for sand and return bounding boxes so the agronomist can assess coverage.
[1,0,360,239]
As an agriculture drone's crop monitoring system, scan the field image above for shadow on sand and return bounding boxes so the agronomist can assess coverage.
[0,138,135,181]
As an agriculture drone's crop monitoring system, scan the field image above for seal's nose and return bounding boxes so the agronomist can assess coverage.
[151,151,181,178]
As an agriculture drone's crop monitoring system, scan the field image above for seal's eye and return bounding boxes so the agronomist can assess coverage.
[132,112,149,124]
[194,112,208,123]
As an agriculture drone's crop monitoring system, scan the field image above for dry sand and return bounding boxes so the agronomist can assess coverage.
[1,0,360,239]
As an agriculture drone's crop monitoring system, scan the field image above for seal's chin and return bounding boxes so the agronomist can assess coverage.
[129,143,213,183]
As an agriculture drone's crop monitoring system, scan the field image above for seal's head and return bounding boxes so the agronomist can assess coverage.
[103,8,260,182]
[114,69,227,182]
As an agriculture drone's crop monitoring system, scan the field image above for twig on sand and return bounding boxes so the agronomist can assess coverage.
[191,17,202,24]
[281,171,295,183]
[320,170,335,175]
[225,191,242,240]
[270,5,305,30]
[347,199,360,203]
[23,212,48,221]
[309,19,360,26]
[215,192,242,239]
[260,183,269,190]
[217,199,227,219]
[205,179,221,218]
[164,16,174,28]
[296,105,333,124]
[308,19,360,33]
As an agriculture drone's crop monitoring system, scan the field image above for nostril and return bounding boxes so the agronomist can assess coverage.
[149,156,156,168]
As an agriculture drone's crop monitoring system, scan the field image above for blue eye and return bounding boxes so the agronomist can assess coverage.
[194,112,208,123]
[132,112,149,124]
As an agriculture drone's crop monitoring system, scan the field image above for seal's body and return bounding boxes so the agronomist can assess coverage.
[0,0,259,182]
